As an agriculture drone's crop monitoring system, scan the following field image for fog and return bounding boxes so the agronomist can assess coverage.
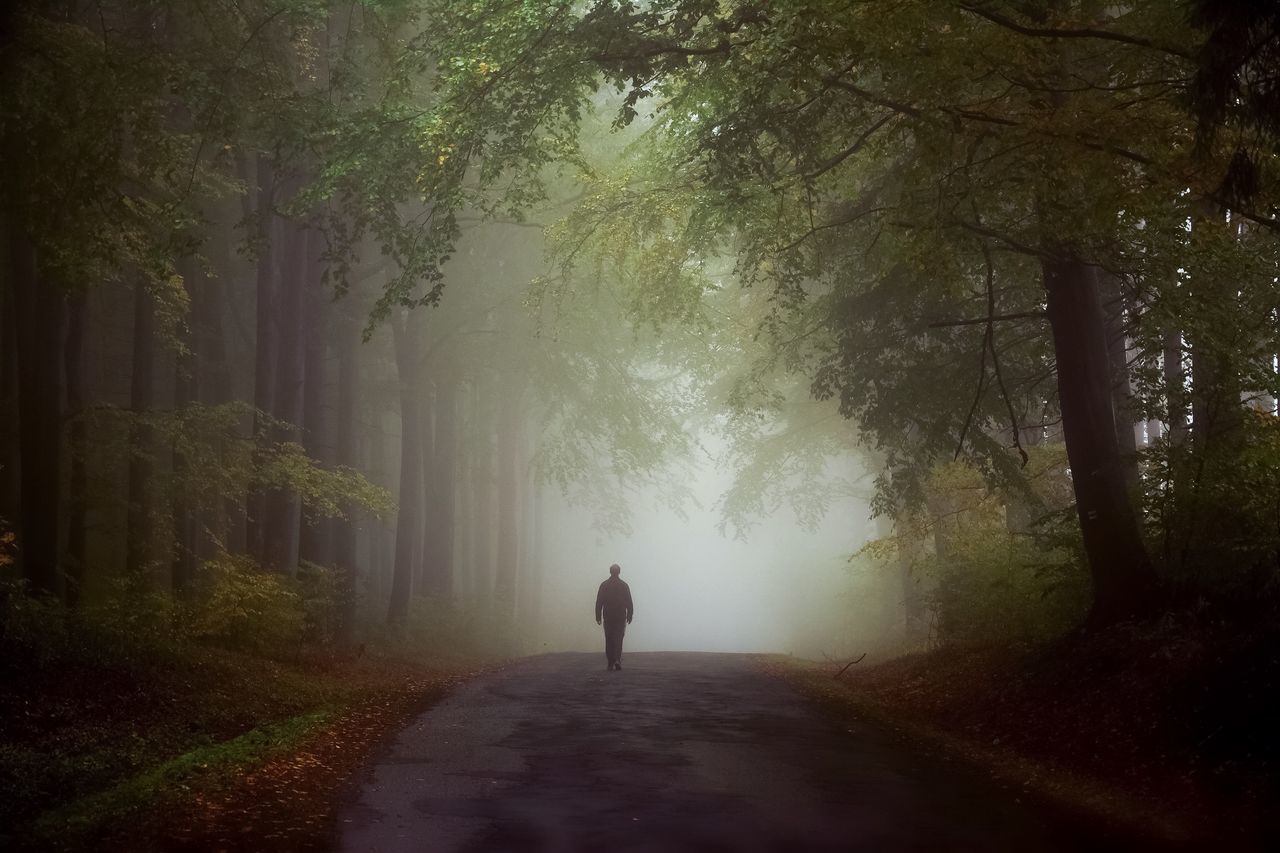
[532,450,876,657]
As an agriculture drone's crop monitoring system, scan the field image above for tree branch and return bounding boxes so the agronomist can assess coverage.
[957,3,1192,59]
[978,237,1029,467]
[929,310,1045,328]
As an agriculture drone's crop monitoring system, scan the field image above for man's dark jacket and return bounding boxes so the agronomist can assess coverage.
[595,576,634,624]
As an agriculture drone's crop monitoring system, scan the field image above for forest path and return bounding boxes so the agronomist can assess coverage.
[337,652,1166,852]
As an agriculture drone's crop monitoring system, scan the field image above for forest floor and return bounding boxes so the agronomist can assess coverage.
[775,606,1280,850]
[0,629,497,852]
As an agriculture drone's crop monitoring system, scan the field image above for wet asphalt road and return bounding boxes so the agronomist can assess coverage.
[337,652,1171,852]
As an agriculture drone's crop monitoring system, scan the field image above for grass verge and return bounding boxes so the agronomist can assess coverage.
[1,634,492,852]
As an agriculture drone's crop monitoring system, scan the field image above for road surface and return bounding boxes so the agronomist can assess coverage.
[338,652,1172,852]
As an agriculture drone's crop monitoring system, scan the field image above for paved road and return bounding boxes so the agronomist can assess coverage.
[338,652,1171,852]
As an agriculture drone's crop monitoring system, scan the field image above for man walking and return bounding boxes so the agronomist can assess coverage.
[595,564,633,671]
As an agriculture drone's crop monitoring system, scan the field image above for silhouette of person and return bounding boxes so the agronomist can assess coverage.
[595,563,633,671]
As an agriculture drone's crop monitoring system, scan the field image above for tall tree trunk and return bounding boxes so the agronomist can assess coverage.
[1042,257,1157,623]
[0,272,19,536]
[1163,329,1188,447]
[262,218,308,573]
[331,300,361,640]
[10,227,62,596]
[365,408,392,606]
[64,291,88,605]
[125,280,157,580]
[424,373,457,598]
[246,154,276,561]
[171,260,200,596]
[494,387,520,615]
[460,402,481,601]
[521,474,544,639]
[199,217,239,555]
[472,383,496,602]
[299,236,331,568]
[387,317,423,625]
[896,513,927,642]
[415,385,433,596]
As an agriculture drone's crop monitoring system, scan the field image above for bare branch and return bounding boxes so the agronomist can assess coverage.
[928,310,1045,328]
[834,653,868,678]
[957,3,1192,59]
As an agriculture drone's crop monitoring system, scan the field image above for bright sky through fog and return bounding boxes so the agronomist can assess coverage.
[535,447,873,656]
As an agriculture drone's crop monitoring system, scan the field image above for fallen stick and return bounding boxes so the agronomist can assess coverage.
[834,653,867,678]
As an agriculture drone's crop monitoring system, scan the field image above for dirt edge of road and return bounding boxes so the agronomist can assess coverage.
[765,654,1259,851]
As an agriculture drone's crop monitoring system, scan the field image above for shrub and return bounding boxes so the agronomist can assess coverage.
[187,554,304,654]
[923,459,1089,645]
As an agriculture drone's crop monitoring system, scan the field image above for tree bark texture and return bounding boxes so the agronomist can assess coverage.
[64,291,88,604]
[171,259,200,595]
[299,235,331,569]
[10,228,62,596]
[387,317,423,625]
[494,387,521,614]
[246,154,276,561]
[331,300,361,640]
[0,274,19,535]
[1041,257,1157,623]
[423,374,457,598]
[125,280,157,580]
[471,382,496,602]
[262,218,308,574]
[197,221,239,554]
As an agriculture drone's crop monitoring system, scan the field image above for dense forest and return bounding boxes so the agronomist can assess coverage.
[3,1,1280,849]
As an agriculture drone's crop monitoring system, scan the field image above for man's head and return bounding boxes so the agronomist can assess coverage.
[609,563,621,577]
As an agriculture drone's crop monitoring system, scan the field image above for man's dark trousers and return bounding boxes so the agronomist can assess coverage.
[603,617,625,666]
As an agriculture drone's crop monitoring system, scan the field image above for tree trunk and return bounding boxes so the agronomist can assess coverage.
[896,513,927,642]
[460,397,481,601]
[64,291,88,605]
[424,373,457,598]
[262,218,308,573]
[199,217,239,555]
[10,226,62,596]
[387,317,423,625]
[299,236,331,569]
[1163,327,1188,447]
[331,299,361,640]
[472,381,496,602]
[1042,257,1157,623]
[415,385,433,596]
[246,154,276,561]
[171,260,200,596]
[125,280,157,580]
[494,388,520,615]
[0,272,19,536]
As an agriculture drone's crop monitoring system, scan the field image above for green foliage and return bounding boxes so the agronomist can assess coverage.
[0,580,181,669]
[28,709,330,851]
[1145,410,1280,592]
[187,554,305,654]
[925,459,1088,644]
